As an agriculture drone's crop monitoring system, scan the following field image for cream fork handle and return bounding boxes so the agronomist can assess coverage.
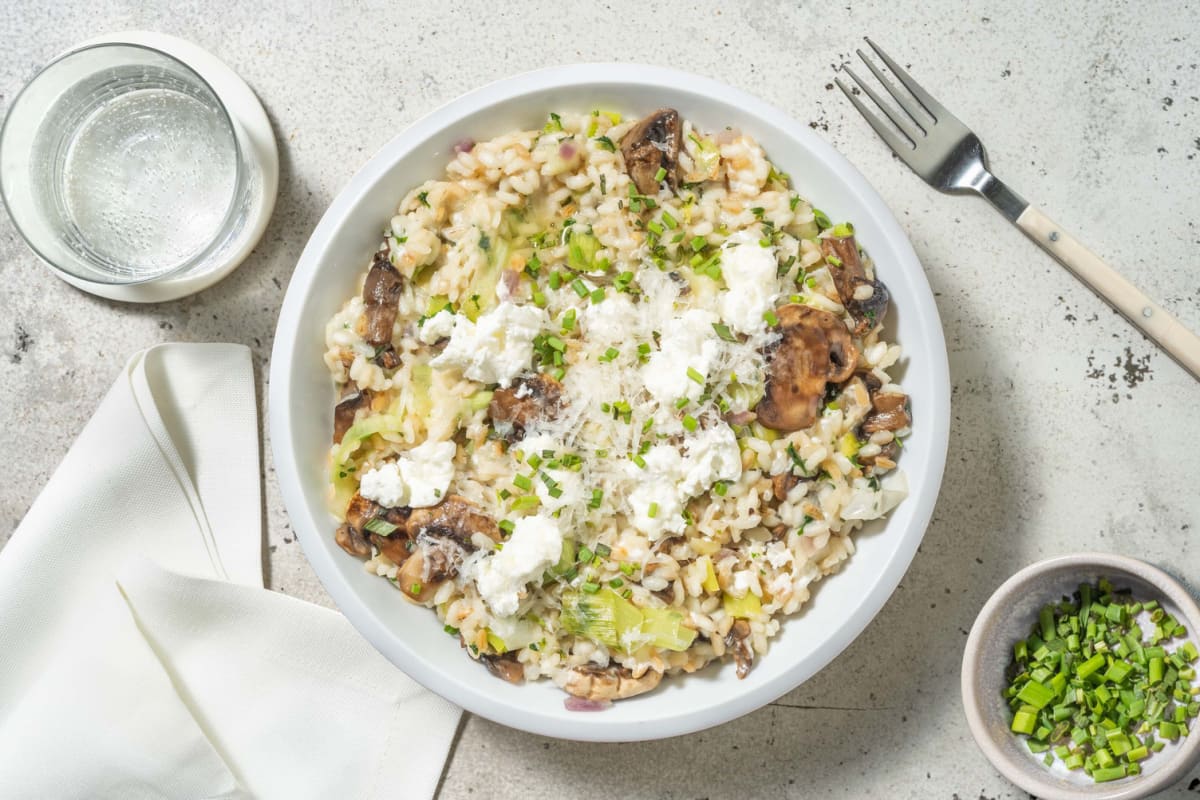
[1015,206,1200,380]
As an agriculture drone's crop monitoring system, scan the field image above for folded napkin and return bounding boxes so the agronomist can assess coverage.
[0,344,461,799]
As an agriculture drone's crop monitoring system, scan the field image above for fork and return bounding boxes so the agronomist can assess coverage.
[837,38,1200,380]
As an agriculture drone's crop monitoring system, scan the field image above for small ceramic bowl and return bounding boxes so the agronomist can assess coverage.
[962,553,1200,800]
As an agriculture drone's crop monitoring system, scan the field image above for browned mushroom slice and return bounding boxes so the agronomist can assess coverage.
[395,551,440,603]
[487,373,564,440]
[335,523,371,558]
[620,108,682,195]
[395,533,470,603]
[755,304,859,432]
[481,653,525,684]
[344,492,384,532]
[562,664,663,701]
[333,388,372,444]
[772,472,801,502]
[363,247,404,367]
[821,235,890,335]
[862,390,911,435]
[725,619,754,679]
[343,491,412,560]
[406,494,501,549]
[370,530,413,565]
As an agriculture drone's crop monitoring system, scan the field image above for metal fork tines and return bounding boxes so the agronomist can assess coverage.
[836,38,1200,380]
[835,38,1027,222]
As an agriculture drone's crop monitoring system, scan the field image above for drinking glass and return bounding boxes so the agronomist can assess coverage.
[1,43,258,285]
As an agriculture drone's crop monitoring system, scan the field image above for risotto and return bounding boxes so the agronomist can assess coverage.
[322,108,912,705]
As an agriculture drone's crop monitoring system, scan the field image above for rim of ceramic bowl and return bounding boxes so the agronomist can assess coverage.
[270,62,951,740]
[961,553,1200,800]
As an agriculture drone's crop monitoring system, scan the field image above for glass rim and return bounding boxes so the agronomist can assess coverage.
[0,40,247,286]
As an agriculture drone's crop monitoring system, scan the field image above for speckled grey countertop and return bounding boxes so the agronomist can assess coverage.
[2,2,1198,798]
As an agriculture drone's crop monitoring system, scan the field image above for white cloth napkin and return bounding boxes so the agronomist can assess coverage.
[0,343,461,799]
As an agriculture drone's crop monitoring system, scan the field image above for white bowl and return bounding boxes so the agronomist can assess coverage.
[270,63,951,741]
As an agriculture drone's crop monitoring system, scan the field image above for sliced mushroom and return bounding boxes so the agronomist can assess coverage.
[725,619,754,679]
[395,533,469,604]
[561,664,663,701]
[395,551,440,603]
[344,492,384,532]
[481,653,525,684]
[363,247,404,368]
[772,472,801,502]
[406,494,501,549]
[335,523,371,558]
[487,373,564,440]
[755,304,859,432]
[417,535,466,582]
[370,530,413,565]
[862,390,911,435]
[620,108,682,196]
[821,236,890,335]
[341,492,413,562]
[333,388,372,444]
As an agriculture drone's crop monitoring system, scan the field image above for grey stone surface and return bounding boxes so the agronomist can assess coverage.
[2,1,1198,797]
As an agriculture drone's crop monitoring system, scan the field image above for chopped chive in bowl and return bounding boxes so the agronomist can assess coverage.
[1004,578,1199,784]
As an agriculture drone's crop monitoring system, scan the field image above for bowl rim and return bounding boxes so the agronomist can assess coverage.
[270,62,951,741]
[960,552,1200,800]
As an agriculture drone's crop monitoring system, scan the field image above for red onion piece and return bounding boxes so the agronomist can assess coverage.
[564,696,612,712]
[452,138,475,154]
[559,142,577,159]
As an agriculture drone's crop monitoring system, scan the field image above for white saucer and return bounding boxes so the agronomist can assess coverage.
[52,31,279,303]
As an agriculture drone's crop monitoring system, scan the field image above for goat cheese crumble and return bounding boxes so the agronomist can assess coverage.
[430,301,548,387]
[476,514,563,616]
[358,439,456,508]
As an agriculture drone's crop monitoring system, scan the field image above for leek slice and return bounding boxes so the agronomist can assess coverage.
[561,587,696,652]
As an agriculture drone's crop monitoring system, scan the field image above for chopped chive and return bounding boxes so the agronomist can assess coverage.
[654,166,667,182]
[571,278,588,297]
[594,135,616,152]
[763,309,779,327]
[590,287,606,303]
[632,454,646,469]
[712,322,736,342]
[682,414,699,432]
[609,578,624,589]
[444,624,459,636]
[646,502,659,518]
[620,562,635,576]
[363,518,398,536]
[686,366,704,385]
[581,581,601,594]
[594,543,611,558]
[661,211,678,229]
